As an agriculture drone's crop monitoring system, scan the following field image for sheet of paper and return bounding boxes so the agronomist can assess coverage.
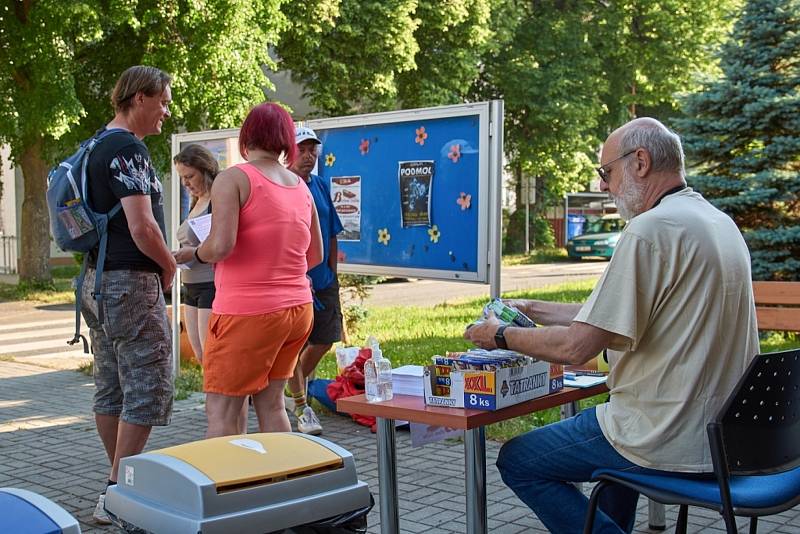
[187,213,212,243]
[564,374,607,389]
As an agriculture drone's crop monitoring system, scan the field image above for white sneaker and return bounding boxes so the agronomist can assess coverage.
[297,406,323,435]
[284,394,295,412]
[93,493,112,525]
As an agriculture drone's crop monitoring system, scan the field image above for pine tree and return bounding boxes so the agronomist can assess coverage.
[676,0,800,280]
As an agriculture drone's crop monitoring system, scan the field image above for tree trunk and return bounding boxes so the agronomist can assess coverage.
[514,162,523,210]
[19,136,52,283]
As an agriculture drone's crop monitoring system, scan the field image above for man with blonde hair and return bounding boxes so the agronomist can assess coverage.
[81,65,176,524]
[465,117,759,533]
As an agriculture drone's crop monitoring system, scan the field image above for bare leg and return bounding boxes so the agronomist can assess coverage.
[184,304,203,362]
[238,397,249,434]
[101,422,152,482]
[287,343,332,399]
[95,414,120,466]
[206,393,248,438]
[252,379,291,432]
[197,308,212,361]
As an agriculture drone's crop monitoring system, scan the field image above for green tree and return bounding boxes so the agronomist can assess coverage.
[396,0,492,109]
[596,0,741,129]
[277,0,419,116]
[0,0,286,283]
[676,0,800,280]
[475,0,606,207]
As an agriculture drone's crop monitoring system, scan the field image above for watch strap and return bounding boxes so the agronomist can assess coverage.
[495,324,508,350]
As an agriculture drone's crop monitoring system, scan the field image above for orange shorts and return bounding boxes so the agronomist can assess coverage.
[202,303,313,396]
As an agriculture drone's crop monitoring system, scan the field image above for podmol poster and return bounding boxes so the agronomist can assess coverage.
[398,160,434,227]
[331,176,361,241]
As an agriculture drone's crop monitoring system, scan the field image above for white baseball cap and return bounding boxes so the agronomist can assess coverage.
[295,126,321,145]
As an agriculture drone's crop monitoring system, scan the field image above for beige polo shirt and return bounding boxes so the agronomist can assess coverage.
[574,188,759,472]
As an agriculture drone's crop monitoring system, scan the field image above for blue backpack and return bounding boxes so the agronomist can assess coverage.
[46,128,127,352]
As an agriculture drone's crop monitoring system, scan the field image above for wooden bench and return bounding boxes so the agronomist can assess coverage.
[753,281,800,333]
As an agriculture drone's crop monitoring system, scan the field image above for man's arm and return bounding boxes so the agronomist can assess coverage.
[307,199,323,270]
[503,299,583,326]
[328,236,338,273]
[121,195,176,290]
[464,315,615,366]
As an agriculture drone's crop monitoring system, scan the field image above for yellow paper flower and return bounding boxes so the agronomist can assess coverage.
[325,152,336,167]
[378,228,391,245]
[428,225,441,243]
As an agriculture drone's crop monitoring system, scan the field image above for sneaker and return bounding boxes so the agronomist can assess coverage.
[297,406,323,435]
[93,493,112,525]
[284,394,295,412]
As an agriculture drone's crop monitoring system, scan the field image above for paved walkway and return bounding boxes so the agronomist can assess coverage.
[2,361,800,533]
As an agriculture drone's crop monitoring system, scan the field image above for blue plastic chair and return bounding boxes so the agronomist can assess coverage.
[583,348,800,534]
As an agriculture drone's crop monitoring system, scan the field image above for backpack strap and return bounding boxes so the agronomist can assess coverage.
[91,202,122,325]
[69,254,91,353]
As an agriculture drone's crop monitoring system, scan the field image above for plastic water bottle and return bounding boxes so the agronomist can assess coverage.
[365,347,393,402]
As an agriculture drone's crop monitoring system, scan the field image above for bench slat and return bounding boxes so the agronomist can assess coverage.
[753,281,800,306]
[756,306,800,332]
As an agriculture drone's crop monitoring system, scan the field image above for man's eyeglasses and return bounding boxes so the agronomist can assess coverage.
[596,149,637,183]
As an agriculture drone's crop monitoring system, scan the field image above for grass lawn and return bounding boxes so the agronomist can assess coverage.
[0,265,78,304]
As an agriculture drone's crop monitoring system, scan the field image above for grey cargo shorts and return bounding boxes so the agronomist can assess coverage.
[80,268,173,426]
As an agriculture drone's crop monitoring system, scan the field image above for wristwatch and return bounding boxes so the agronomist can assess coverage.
[495,324,508,350]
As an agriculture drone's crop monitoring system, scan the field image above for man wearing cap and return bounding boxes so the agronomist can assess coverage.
[285,126,344,435]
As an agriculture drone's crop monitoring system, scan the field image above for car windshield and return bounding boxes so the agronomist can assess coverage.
[585,218,625,234]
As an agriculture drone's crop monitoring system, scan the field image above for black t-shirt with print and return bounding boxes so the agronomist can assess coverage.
[86,129,167,273]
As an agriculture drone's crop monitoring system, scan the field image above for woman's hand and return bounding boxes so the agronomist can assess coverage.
[172,246,196,265]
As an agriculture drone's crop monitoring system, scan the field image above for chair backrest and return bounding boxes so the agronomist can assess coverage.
[711,348,800,475]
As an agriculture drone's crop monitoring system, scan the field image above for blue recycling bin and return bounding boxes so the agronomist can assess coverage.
[567,215,585,240]
[0,488,81,533]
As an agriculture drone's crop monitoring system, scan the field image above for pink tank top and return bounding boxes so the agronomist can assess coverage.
[213,163,313,315]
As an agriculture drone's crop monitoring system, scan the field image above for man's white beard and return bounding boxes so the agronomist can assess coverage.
[612,165,646,221]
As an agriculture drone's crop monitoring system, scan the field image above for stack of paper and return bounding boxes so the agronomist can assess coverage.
[392,365,425,397]
[563,372,607,389]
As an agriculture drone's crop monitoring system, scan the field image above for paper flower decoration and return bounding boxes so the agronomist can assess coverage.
[448,144,461,163]
[337,250,347,263]
[457,192,472,210]
[428,225,441,243]
[378,228,391,245]
[415,126,428,145]
[325,152,336,167]
[359,139,370,155]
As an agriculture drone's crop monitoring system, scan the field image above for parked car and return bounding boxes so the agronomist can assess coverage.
[566,214,625,260]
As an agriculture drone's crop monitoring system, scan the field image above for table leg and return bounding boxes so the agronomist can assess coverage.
[648,499,666,530]
[464,427,487,534]
[377,417,399,534]
[560,400,579,419]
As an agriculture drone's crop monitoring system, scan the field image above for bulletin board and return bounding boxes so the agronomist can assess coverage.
[171,101,503,283]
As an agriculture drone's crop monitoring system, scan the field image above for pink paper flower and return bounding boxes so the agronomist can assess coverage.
[359,139,370,155]
[415,126,428,146]
[457,192,472,210]
[448,144,461,163]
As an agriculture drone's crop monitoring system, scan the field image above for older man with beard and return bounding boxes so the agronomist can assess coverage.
[464,117,759,534]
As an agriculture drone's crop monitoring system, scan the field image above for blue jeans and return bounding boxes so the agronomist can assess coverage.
[497,406,657,534]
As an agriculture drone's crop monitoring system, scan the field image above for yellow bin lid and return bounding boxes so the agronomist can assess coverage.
[154,433,343,491]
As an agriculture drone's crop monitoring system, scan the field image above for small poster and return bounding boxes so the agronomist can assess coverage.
[399,160,434,227]
[409,422,463,447]
[331,176,362,241]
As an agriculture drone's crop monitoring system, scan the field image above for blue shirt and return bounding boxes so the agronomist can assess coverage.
[306,173,344,290]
